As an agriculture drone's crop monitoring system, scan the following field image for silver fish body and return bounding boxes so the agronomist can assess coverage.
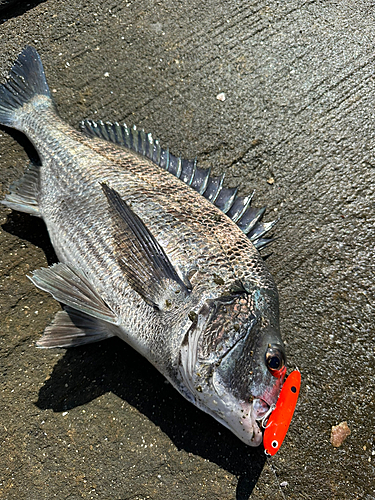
[0,47,286,447]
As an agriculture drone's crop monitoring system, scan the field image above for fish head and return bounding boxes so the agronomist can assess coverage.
[179,285,286,446]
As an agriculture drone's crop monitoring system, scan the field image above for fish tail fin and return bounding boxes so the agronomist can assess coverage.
[0,46,52,129]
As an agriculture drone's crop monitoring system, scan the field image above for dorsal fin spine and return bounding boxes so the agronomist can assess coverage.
[123,124,131,149]
[102,121,110,140]
[146,132,153,159]
[249,219,278,241]
[110,122,118,143]
[153,139,161,164]
[199,167,211,195]
[241,207,266,234]
[99,120,109,141]
[107,121,116,143]
[213,175,225,203]
[188,160,197,186]
[139,129,146,155]
[231,193,253,223]
[254,237,275,250]
[176,157,182,178]
[131,125,138,153]
[221,187,238,213]
[165,148,170,171]
[206,174,225,204]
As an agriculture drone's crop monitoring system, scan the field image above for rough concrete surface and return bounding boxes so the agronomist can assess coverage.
[0,1,374,499]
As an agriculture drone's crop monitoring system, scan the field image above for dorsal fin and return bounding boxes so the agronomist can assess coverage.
[80,120,276,250]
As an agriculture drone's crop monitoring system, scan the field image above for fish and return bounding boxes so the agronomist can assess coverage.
[0,46,288,448]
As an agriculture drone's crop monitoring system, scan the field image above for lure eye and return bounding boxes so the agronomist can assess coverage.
[265,346,285,377]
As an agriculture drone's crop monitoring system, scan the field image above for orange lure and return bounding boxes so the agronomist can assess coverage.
[263,370,301,456]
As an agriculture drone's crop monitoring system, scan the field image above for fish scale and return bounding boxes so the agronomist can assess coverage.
[0,46,295,449]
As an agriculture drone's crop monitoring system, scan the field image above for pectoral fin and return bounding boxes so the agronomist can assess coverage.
[28,263,118,324]
[101,183,191,309]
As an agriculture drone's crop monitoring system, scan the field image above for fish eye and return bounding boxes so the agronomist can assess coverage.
[265,346,285,377]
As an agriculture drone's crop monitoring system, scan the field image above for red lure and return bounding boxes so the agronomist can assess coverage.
[263,370,301,456]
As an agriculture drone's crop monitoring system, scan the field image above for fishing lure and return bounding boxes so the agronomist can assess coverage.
[263,370,301,456]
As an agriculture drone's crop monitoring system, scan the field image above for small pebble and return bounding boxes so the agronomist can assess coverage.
[330,421,351,447]
[216,92,226,101]
[267,177,275,185]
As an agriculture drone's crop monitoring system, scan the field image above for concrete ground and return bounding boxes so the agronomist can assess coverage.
[0,1,374,499]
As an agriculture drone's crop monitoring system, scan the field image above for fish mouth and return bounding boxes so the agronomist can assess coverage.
[205,367,283,447]
[253,372,285,430]
[253,398,275,430]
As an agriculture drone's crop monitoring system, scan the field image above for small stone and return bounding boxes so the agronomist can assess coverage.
[330,421,351,447]
[216,92,226,101]
[267,177,275,185]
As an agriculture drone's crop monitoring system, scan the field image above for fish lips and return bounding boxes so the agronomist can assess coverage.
[251,369,286,436]
[208,368,270,447]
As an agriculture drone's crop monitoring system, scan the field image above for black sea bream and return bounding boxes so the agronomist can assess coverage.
[0,46,287,446]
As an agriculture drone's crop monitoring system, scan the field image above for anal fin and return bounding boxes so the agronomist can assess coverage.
[2,161,41,216]
[37,306,118,348]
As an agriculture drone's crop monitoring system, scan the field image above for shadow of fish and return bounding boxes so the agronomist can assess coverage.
[0,46,287,447]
